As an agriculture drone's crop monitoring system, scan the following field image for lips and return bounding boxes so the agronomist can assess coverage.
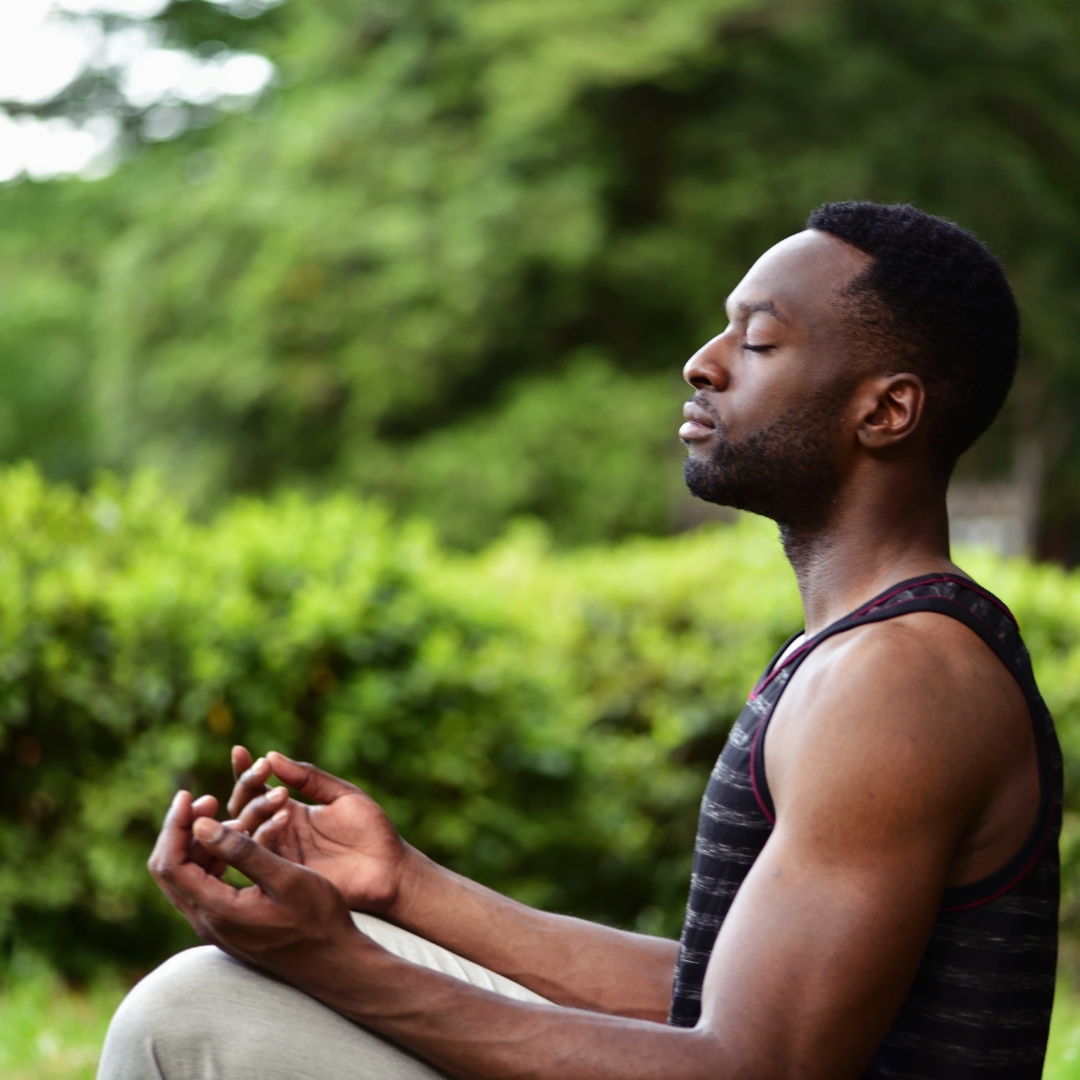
[680,400,716,442]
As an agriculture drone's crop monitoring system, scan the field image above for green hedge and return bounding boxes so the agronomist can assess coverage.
[1,465,1080,978]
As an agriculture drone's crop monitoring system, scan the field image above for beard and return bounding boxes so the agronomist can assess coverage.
[683,385,849,535]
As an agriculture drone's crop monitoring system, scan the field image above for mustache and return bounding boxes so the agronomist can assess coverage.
[688,391,717,419]
[688,393,729,448]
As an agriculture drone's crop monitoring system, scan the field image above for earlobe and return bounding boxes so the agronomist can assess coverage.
[857,374,926,449]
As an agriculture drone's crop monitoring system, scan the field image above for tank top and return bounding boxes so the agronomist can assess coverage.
[668,574,1062,1079]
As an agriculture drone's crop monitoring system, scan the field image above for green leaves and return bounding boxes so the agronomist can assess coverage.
[10,0,1080,547]
[0,467,800,973]
[5,467,1080,974]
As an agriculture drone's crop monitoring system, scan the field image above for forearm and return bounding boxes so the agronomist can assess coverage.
[387,846,678,1019]
[297,930,715,1080]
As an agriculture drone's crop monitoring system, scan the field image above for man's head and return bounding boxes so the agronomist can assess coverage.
[681,202,1019,529]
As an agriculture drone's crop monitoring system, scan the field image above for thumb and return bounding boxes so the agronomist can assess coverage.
[192,818,296,898]
[266,752,360,805]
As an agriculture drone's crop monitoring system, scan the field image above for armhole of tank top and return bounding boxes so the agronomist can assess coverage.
[750,613,884,826]
[747,596,1053,910]
[903,598,1055,912]
[749,717,776,824]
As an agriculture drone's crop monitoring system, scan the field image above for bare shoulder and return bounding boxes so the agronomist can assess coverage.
[765,610,1034,856]
[776,610,1025,744]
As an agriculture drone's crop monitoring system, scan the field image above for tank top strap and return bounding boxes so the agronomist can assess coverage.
[747,573,1059,909]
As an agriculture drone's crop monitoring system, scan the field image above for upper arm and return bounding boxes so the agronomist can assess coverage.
[696,617,1020,1078]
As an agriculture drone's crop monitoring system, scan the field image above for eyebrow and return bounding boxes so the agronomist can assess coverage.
[728,299,791,325]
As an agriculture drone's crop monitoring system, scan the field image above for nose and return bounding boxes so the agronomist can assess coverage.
[683,333,731,392]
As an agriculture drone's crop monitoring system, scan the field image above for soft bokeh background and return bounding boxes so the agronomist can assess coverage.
[5,0,1080,551]
[6,1,1080,1077]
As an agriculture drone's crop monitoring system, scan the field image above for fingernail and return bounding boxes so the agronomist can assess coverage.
[268,785,287,801]
[253,757,267,771]
[272,809,288,824]
[193,818,225,844]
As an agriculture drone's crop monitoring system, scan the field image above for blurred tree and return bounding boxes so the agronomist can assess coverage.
[4,0,1080,550]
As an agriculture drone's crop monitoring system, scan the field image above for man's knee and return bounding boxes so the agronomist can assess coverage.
[99,944,450,1080]
[98,946,247,1079]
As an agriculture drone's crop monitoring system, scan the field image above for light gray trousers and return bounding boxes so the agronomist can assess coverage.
[97,912,552,1080]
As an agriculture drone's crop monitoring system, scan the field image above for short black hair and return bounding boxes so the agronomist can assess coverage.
[806,201,1019,475]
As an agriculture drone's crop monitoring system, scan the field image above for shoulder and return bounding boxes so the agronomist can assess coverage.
[781,610,1020,731]
[764,610,1029,837]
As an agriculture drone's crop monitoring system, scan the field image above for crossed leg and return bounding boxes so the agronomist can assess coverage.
[97,912,552,1080]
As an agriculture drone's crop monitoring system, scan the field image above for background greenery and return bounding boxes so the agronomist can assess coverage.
[1,467,1080,1078]
[1,465,1080,978]
[6,1,1080,1075]
[0,465,799,975]
[7,0,1080,552]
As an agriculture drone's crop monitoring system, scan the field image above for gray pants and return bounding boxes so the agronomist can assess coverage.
[97,913,552,1079]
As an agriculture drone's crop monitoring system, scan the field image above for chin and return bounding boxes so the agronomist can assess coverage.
[683,458,756,513]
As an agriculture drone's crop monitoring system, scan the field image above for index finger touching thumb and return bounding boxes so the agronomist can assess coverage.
[192,818,293,897]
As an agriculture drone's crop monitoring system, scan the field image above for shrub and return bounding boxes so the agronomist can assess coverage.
[1,464,1079,977]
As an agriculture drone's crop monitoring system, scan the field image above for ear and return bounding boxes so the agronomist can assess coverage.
[854,373,926,450]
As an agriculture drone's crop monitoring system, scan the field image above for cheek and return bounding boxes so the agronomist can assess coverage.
[726,360,806,433]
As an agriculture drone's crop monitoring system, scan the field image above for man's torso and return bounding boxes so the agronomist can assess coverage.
[668,574,1062,1080]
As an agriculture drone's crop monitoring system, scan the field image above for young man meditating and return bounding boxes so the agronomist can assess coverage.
[99,202,1061,1080]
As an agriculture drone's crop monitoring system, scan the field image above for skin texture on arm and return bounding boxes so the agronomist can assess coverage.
[151,612,1035,1080]
[219,747,678,1020]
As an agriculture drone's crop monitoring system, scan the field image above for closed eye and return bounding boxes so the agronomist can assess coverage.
[743,343,776,352]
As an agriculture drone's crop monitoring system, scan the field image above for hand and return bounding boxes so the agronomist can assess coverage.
[226,746,410,914]
[148,789,359,976]
[185,792,230,878]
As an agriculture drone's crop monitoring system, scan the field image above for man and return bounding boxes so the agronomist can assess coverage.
[100,202,1060,1080]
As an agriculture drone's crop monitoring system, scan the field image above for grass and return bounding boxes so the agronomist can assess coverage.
[5,955,1080,1078]
[0,956,127,1080]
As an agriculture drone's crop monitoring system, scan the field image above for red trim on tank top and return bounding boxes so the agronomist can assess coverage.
[936,574,1018,625]
[749,636,819,701]
[745,578,1034,872]
[747,576,1012,703]
[939,809,1055,913]
[850,577,944,619]
[748,720,776,825]
[748,582,930,701]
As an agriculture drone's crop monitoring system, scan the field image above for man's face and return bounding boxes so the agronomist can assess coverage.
[680,230,873,530]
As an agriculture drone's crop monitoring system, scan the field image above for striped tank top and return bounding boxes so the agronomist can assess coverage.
[668,574,1062,1078]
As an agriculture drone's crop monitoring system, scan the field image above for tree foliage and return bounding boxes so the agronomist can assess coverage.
[5,0,1080,549]
[0,466,798,975]
[4,467,1080,978]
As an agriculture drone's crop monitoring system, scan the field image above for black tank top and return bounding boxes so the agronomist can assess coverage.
[668,574,1062,1079]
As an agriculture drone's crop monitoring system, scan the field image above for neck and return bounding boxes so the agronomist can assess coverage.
[780,465,955,637]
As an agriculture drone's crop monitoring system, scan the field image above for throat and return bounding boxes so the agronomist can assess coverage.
[778,522,834,580]
[784,515,956,636]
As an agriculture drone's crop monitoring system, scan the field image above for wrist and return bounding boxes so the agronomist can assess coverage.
[384,843,442,927]
[285,920,392,1013]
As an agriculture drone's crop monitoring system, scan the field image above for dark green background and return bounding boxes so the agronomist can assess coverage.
[4,0,1080,552]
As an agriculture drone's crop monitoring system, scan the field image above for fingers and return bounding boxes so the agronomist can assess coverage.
[253,808,290,848]
[191,793,219,818]
[266,752,360,805]
[149,792,232,913]
[150,790,194,871]
[192,818,299,899]
[186,793,227,873]
[227,755,271,818]
[231,745,253,780]
[234,784,289,838]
